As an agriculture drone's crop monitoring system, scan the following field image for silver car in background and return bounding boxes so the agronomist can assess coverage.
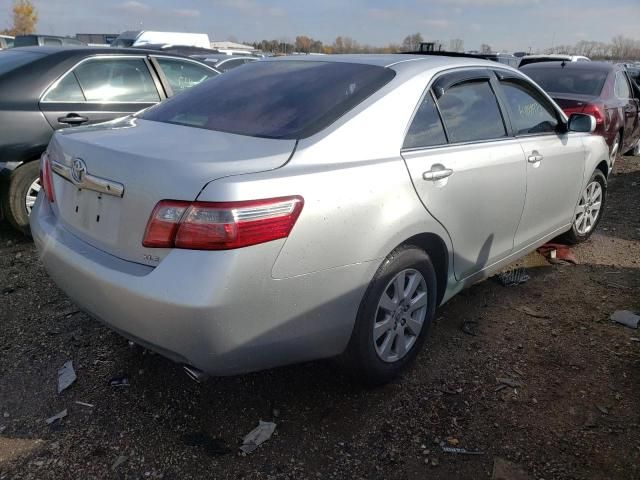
[31,55,610,385]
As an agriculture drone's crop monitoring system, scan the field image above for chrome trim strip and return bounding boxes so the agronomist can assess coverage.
[51,159,125,197]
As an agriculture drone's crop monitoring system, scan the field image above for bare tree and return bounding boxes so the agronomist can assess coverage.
[402,33,423,51]
[449,38,464,53]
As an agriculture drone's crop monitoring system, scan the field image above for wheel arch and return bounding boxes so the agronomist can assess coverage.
[398,232,449,306]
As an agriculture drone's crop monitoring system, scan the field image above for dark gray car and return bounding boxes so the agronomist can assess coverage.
[0,46,217,234]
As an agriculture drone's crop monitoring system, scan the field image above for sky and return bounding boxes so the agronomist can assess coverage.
[3,0,639,52]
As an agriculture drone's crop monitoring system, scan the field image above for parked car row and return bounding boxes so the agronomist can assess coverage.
[0,46,219,233]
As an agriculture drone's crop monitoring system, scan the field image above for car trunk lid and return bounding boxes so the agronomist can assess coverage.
[47,118,296,266]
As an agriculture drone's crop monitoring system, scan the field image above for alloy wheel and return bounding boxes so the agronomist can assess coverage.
[25,178,41,215]
[574,180,602,235]
[373,268,428,363]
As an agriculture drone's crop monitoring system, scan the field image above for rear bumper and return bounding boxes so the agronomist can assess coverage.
[31,196,373,375]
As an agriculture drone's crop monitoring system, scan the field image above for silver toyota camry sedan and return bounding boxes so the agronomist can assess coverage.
[31,54,610,384]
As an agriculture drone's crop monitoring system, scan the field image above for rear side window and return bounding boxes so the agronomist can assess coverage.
[614,72,631,99]
[0,50,45,76]
[403,93,447,149]
[437,80,506,143]
[523,67,607,96]
[74,58,160,102]
[500,81,558,135]
[142,60,396,139]
[155,57,216,93]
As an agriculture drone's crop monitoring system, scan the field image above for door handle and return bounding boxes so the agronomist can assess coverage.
[527,151,544,163]
[423,167,453,181]
[58,114,89,126]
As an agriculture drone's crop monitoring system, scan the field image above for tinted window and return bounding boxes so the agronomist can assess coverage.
[142,60,395,139]
[155,57,216,93]
[218,59,245,72]
[42,72,85,102]
[614,72,631,98]
[404,92,447,149]
[0,50,44,76]
[522,67,607,96]
[436,80,506,143]
[43,37,62,46]
[74,58,159,102]
[500,81,558,135]
[5,38,14,48]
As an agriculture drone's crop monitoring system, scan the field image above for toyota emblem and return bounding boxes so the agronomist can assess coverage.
[71,158,87,184]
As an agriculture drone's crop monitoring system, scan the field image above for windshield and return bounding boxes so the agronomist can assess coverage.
[141,60,395,139]
[523,67,607,96]
[0,50,45,76]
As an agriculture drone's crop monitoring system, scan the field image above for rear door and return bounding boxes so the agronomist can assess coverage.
[493,71,585,247]
[401,69,526,280]
[615,71,640,151]
[39,55,163,130]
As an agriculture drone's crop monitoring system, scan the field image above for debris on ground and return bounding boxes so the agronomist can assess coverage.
[514,306,551,319]
[57,361,77,394]
[610,310,639,329]
[441,445,485,455]
[109,376,130,388]
[239,420,276,454]
[45,409,68,425]
[494,268,530,287]
[111,455,128,471]
[0,425,6,434]
[537,243,578,265]
[496,378,523,388]
[461,319,479,336]
[492,457,531,480]
[596,404,610,415]
[182,433,232,455]
[74,401,94,408]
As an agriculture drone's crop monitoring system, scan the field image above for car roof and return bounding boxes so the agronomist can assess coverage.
[521,60,615,72]
[9,45,198,58]
[270,53,502,72]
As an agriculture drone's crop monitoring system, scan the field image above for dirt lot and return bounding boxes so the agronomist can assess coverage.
[1,156,639,480]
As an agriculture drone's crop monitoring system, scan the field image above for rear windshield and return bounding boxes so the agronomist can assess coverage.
[141,60,396,139]
[0,50,45,76]
[523,67,608,96]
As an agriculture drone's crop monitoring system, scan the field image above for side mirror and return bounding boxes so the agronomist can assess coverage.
[568,113,596,133]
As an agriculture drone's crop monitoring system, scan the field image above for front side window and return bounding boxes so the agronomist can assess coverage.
[500,80,558,135]
[142,60,395,139]
[403,92,447,149]
[154,57,216,93]
[614,72,631,99]
[437,80,506,143]
[73,57,160,103]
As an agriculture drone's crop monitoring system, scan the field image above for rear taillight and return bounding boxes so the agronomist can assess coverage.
[563,104,605,126]
[40,152,55,203]
[142,196,304,250]
[581,104,605,126]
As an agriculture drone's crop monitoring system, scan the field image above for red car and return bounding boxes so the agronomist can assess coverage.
[521,61,640,160]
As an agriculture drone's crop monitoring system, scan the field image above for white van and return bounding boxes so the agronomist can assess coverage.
[112,31,210,49]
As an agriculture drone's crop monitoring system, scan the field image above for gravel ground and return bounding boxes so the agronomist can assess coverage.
[1,156,639,480]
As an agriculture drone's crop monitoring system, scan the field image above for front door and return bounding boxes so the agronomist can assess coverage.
[39,56,162,131]
[401,70,526,280]
[493,73,586,248]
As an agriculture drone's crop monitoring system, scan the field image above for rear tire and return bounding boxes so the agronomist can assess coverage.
[560,169,606,244]
[1,161,40,237]
[341,246,437,386]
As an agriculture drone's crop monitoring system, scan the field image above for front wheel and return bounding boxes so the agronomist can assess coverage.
[560,169,607,244]
[341,246,437,385]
